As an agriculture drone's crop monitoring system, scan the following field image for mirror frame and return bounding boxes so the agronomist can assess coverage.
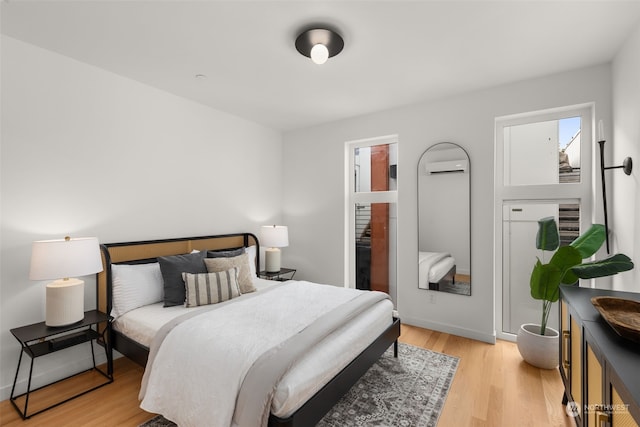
[417,142,471,295]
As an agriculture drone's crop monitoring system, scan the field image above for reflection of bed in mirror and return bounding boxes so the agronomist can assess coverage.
[418,251,456,291]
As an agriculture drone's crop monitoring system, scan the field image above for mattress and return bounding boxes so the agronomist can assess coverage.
[428,255,455,282]
[418,251,455,289]
[113,278,393,418]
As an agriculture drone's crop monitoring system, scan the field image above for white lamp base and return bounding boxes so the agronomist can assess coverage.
[265,248,281,273]
[46,278,84,327]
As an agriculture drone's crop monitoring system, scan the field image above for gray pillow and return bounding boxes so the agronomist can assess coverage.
[207,247,244,258]
[158,251,207,307]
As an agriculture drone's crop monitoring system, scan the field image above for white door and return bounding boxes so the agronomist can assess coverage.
[495,104,593,340]
[502,202,568,334]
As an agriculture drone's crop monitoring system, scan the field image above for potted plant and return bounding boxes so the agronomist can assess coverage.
[517,217,633,369]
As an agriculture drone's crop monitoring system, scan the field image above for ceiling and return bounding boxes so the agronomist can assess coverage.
[3,1,640,131]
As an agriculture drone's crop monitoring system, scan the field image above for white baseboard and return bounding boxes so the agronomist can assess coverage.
[401,316,496,344]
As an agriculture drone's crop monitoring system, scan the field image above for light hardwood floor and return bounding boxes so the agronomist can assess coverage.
[0,324,574,427]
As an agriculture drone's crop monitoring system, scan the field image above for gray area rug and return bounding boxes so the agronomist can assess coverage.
[438,280,471,296]
[139,343,459,427]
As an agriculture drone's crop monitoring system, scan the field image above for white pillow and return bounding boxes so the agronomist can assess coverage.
[111,262,163,319]
[245,245,257,278]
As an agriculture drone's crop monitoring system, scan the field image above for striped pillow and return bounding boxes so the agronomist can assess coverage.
[182,267,241,307]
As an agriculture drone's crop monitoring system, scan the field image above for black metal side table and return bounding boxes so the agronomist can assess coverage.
[9,310,113,419]
[259,267,297,281]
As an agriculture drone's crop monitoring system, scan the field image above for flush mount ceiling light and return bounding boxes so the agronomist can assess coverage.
[295,28,344,65]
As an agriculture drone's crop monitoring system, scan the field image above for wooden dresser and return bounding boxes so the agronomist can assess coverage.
[560,286,640,427]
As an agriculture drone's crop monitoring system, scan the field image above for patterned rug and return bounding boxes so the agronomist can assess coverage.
[438,280,471,296]
[139,343,459,427]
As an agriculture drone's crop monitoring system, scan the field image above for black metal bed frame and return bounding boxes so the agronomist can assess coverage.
[428,264,456,291]
[96,232,400,427]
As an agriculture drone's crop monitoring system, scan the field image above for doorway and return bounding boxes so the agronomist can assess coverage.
[495,104,593,340]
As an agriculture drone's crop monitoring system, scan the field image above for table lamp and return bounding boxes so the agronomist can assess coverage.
[260,225,289,273]
[29,236,103,327]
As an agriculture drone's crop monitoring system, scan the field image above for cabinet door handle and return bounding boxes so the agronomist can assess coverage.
[596,411,609,426]
[562,330,570,370]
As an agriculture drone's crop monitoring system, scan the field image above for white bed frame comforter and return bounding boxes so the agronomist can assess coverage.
[139,281,389,427]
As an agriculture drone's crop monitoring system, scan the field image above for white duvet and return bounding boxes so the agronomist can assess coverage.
[139,281,389,427]
[113,280,392,418]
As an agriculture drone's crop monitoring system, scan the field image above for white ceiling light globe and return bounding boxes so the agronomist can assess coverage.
[310,44,329,65]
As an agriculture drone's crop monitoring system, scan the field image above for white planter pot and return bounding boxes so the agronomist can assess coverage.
[516,323,559,370]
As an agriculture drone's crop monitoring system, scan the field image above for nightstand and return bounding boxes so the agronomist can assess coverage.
[259,267,297,281]
[9,310,113,419]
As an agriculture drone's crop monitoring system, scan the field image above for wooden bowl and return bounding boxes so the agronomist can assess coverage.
[591,296,640,344]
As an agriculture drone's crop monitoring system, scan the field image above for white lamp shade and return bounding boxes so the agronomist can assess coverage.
[30,237,103,280]
[30,236,103,327]
[260,226,289,248]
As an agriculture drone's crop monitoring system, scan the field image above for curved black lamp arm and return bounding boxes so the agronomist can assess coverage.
[598,139,633,254]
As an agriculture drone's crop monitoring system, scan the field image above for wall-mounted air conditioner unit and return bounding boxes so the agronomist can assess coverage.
[425,159,468,174]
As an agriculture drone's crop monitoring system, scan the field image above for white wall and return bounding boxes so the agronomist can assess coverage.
[0,36,283,399]
[565,131,581,168]
[611,22,640,292]
[282,64,612,343]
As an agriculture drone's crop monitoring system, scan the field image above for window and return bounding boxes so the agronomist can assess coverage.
[346,136,398,304]
[504,116,582,186]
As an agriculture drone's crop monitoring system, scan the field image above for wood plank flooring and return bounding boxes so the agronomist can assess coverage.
[0,324,574,427]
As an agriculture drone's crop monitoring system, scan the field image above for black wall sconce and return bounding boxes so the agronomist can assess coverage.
[598,132,633,253]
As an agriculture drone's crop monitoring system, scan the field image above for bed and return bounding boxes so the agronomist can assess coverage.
[96,233,400,427]
[418,251,456,291]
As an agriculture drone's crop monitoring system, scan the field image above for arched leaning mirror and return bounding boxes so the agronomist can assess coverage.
[418,142,471,295]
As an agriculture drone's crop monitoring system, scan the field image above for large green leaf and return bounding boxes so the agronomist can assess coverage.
[549,245,583,285]
[571,254,634,278]
[530,259,562,302]
[528,217,634,336]
[570,224,606,259]
[536,217,559,252]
